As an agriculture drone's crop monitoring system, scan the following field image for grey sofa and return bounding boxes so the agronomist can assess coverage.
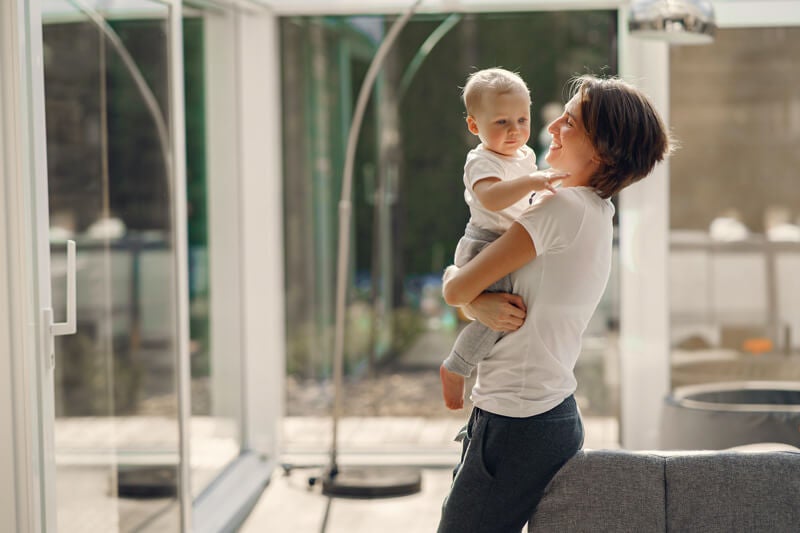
[528,448,800,532]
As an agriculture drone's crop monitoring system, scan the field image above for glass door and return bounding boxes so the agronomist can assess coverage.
[42,1,187,530]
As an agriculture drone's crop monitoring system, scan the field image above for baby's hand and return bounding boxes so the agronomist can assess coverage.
[528,169,570,194]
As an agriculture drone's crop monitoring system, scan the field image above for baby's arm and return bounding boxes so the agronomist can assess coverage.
[472,169,567,212]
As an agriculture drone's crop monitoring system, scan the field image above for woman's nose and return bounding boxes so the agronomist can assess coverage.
[547,119,559,134]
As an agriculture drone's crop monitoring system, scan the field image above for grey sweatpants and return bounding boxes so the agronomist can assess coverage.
[442,222,513,377]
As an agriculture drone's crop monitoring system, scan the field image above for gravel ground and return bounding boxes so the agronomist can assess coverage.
[285,328,622,419]
[286,367,476,418]
[286,328,471,418]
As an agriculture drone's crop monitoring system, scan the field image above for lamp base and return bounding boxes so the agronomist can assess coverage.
[321,465,422,498]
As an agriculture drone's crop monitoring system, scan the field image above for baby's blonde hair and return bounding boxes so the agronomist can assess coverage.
[462,68,530,115]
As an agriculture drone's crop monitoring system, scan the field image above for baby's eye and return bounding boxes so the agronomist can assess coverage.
[496,119,507,125]
[518,118,528,124]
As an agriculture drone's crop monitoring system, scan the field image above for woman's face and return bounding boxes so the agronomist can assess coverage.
[544,94,599,178]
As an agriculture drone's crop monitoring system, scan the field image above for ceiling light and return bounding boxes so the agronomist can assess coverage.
[629,0,716,45]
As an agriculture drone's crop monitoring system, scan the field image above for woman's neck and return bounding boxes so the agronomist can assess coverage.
[558,171,593,189]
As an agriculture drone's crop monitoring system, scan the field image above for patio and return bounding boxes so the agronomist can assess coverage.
[242,415,619,532]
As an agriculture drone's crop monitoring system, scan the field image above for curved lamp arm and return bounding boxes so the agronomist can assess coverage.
[330,0,424,475]
[67,0,172,176]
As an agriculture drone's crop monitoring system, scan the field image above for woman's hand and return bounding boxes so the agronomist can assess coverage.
[463,292,526,332]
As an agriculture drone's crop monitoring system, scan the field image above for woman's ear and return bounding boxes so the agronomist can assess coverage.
[590,148,607,165]
[587,153,603,175]
[466,115,480,135]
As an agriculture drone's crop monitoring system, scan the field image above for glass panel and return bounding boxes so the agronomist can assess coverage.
[281,11,621,460]
[44,2,182,530]
[183,13,243,498]
[669,28,800,390]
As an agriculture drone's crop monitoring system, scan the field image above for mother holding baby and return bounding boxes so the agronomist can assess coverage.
[437,75,671,533]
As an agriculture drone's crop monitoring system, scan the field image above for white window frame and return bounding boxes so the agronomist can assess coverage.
[1,0,58,530]
[192,5,284,532]
[201,4,285,459]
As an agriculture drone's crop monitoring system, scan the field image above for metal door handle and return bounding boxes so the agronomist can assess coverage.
[42,240,77,370]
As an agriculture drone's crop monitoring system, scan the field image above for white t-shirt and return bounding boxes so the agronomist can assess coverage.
[470,187,615,418]
[463,144,537,234]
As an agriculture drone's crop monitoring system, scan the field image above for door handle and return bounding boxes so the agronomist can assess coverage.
[51,239,76,336]
[43,240,77,369]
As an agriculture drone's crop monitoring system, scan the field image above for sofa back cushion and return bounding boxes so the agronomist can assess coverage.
[528,450,666,532]
[665,451,800,533]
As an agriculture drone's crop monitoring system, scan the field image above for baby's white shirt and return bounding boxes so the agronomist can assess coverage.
[463,144,538,234]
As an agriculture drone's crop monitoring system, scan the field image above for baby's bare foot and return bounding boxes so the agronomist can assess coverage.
[440,364,465,410]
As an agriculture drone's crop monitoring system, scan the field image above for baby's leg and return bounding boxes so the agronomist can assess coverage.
[442,274,512,377]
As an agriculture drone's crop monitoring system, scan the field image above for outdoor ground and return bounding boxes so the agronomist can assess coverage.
[285,327,619,419]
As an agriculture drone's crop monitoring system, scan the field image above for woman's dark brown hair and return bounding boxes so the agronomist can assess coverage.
[569,75,673,199]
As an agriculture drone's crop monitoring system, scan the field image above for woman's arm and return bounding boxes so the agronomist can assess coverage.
[442,221,537,306]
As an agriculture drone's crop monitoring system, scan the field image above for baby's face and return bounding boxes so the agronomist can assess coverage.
[467,90,531,157]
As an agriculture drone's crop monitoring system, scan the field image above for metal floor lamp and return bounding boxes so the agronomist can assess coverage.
[320,0,424,498]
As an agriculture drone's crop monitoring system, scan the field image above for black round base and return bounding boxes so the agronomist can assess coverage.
[117,465,177,498]
[321,466,422,498]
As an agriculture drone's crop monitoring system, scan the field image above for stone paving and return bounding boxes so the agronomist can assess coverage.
[243,415,619,533]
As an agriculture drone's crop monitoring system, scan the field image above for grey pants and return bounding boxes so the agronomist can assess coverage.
[443,222,513,377]
[438,397,584,533]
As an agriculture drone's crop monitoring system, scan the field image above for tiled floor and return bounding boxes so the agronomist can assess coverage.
[241,415,619,532]
[54,416,239,533]
[242,466,453,533]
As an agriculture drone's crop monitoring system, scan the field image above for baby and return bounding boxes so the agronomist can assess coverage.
[440,67,566,409]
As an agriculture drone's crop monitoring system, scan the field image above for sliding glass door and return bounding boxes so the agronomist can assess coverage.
[41,0,189,530]
[4,0,283,530]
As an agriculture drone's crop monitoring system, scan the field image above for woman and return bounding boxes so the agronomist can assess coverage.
[437,75,671,533]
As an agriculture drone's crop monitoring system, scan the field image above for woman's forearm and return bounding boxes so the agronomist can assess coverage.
[442,222,537,306]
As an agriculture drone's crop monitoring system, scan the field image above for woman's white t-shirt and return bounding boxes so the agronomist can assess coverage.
[470,186,615,418]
